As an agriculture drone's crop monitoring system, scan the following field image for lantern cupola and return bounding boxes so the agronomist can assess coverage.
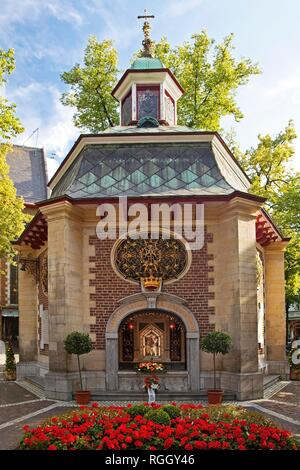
[111,10,184,127]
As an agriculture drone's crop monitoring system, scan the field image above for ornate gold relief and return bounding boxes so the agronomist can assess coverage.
[114,237,188,284]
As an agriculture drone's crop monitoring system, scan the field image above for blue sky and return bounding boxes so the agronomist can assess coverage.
[1,0,300,177]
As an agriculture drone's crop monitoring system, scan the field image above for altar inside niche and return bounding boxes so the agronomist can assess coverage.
[119,311,186,370]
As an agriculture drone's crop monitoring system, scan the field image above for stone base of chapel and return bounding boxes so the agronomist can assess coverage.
[17,362,290,402]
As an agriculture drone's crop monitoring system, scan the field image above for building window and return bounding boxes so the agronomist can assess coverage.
[121,92,132,125]
[137,86,160,121]
[8,263,18,305]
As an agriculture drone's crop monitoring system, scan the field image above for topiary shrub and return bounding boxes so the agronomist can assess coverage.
[144,408,171,425]
[200,331,232,390]
[127,404,149,418]
[64,332,93,390]
[162,404,181,419]
[5,340,16,373]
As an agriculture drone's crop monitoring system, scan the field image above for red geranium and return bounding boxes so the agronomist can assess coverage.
[19,403,299,451]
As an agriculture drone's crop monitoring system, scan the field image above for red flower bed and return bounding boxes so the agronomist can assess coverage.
[20,403,299,450]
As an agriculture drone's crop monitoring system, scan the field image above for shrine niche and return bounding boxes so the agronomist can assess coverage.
[140,324,163,359]
[119,310,186,370]
[113,236,189,285]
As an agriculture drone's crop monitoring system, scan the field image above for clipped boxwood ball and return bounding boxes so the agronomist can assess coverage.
[144,409,171,426]
[162,404,181,419]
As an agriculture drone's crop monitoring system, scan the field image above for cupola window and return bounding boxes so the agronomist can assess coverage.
[137,85,160,121]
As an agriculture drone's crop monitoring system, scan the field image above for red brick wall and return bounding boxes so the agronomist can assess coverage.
[89,227,215,350]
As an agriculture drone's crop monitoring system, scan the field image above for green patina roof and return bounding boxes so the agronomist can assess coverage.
[130,57,164,70]
[51,139,248,199]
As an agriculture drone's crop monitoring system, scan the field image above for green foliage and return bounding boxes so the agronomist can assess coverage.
[200,331,232,355]
[60,36,119,132]
[154,32,260,130]
[64,331,93,356]
[239,120,297,203]
[234,121,300,307]
[126,404,149,418]
[64,332,93,391]
[5,341,16,372]
[61,32,259,133]
[0,48,27,261]
[161,404,181,419]
[144,408,171,426]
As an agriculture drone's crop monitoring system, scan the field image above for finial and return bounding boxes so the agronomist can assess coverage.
[137,9,155,58]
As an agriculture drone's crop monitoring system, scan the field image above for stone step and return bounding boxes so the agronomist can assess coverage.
[263,375,280,390]
[21,376,46,398]
[90,390,236,402]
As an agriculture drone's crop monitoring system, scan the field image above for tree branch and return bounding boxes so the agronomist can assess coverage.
[96,86,114,127]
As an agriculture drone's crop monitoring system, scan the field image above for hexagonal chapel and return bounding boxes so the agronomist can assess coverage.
[15,25,289,402]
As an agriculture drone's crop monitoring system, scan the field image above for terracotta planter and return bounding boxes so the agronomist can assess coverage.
[290,368,300,381]
[207,389,224,405]
[75,390,91,405]
[4,370,16,381]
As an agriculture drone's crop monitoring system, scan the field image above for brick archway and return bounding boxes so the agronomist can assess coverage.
[105,293,200,391]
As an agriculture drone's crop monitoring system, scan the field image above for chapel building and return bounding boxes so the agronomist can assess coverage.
[15,20,289,401]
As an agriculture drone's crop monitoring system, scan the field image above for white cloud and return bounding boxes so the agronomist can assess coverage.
[166,0,203,17]
[0,0,83,28]
[39,87,80,158]
[84,0,139,49]
[46,156,60,180]
[8,82,79,172]
[267,72,300,105]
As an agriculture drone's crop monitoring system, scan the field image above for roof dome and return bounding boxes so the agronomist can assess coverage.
[130,56,164,70]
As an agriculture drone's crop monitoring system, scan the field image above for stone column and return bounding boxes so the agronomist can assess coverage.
[40,201,84,399]
[187,333,200,391]
[265,242,289,376]
[106,333,119,390]
[17,247,38,363]
[213,198,263,399]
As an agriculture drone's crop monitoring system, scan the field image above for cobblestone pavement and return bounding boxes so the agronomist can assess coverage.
[0,380,299,450]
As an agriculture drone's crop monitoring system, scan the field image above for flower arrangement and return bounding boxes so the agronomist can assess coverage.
[20,403,299,450]
[136,362,166,374]
[143,374,159,390]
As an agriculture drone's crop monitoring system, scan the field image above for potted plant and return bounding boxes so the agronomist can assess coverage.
[289,341,300,381]
[200,331,232,405]
[4,340,16,381]
[64,331,93,405]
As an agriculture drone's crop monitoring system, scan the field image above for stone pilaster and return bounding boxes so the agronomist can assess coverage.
[40,201,84,375]
[264,241,289,376]
[211,198,263,399]
[17,247,38,361]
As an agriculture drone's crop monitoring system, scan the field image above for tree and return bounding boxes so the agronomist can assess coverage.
[154,32,260,129]
[61,36,119,132]
[200,331,232,390]
[231,121,300,308]
[238,120,297,203]
[61,32,260,132]
[64,331,93,390]
[0,48,27,262]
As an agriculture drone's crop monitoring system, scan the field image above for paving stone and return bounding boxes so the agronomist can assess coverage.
[0,400,55,425]
[269,382,300,405]
[257,400,300,421]
[0,382,38,405]
[0,406,73,450]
